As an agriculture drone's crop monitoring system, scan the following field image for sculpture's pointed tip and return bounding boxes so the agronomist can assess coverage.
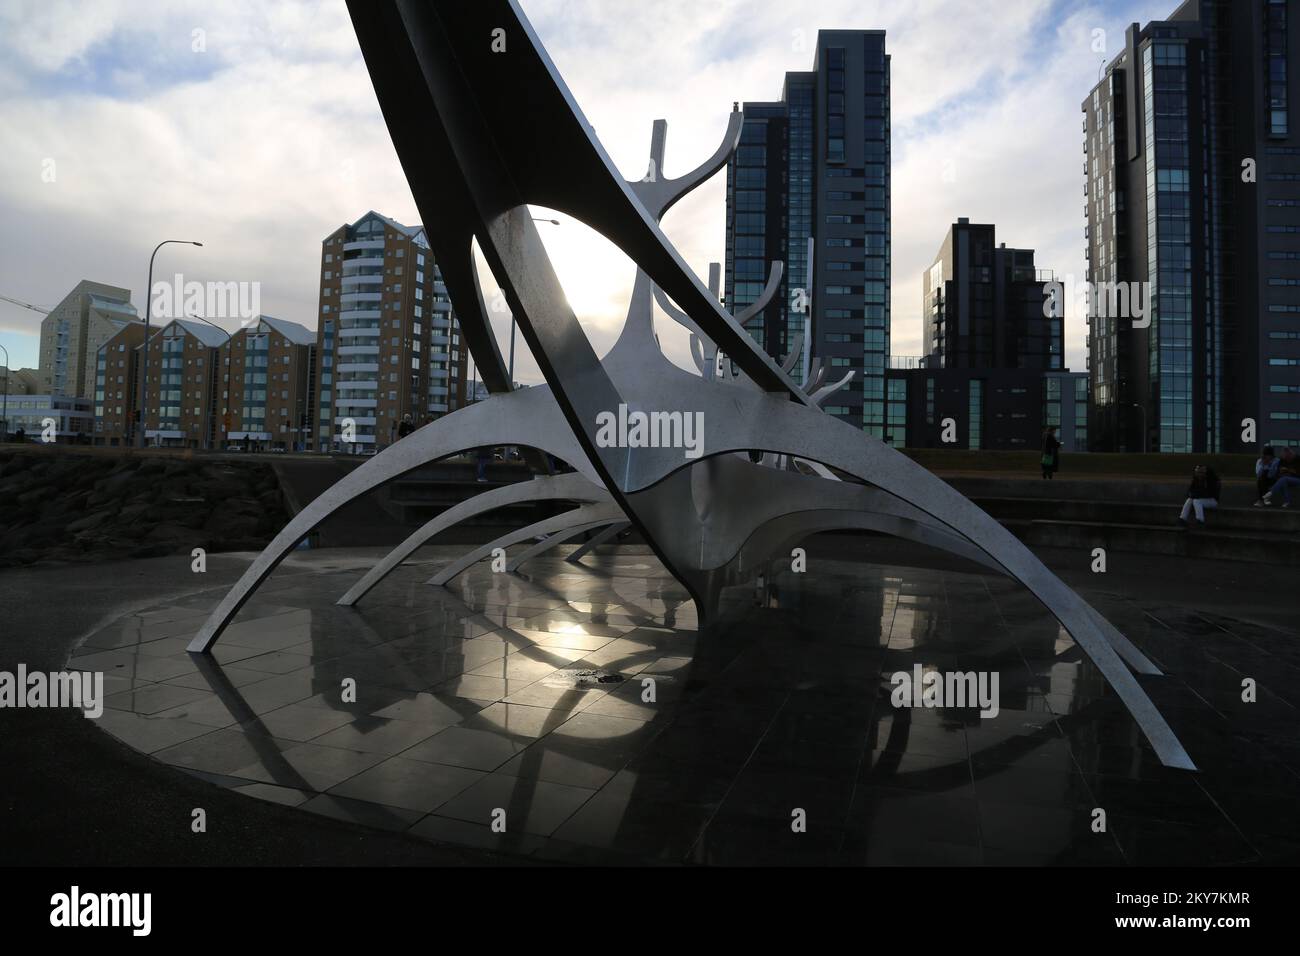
[1166,752,1199,772]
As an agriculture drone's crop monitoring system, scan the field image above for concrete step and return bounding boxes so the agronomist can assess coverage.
[1001,517,1300,566]
[946,474,1265,507]
[271,458,408,547]
[975,496,1300,534]
[386,463,533,526]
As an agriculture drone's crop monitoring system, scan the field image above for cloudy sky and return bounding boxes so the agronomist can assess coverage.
[0,0,1175,381]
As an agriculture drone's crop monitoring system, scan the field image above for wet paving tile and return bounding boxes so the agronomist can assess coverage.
[310,715,444,755]
[96,709,218,754]
[301,793,426,832]
[241,702,357,742]
[497,743,624,790]
[325,756,485,814]
[78,545,1300,865]
[428,772,597,836]
[400,726,530,771]
[227,741,388,792]
[104,683,214,716]
[154,727,298,776]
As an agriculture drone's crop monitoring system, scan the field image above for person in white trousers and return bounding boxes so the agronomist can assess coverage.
[1178,465,1221,526]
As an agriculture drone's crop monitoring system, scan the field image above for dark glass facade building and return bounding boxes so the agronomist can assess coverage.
[922,219,1064,371]
[725,30,891,437]
[890,367,1088,452]
[1084,0,1300,453]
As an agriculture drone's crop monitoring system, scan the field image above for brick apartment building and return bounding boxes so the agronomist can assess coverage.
[314,211,467,453]
[221,316,316,451]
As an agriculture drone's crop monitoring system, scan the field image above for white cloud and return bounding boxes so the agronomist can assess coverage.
[0,0,125,72]
[0,0,1179,380]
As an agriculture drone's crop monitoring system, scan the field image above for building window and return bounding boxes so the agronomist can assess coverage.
[968,380,983,450]
[1267,0,1289,135]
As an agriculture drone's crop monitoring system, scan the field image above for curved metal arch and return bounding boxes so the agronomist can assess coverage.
[702,497,1154,675]
[566,521,632,563]
[689,334,713,378]
[427,501,625,586]
[628,113,744,220]
[729,455,1157,674]
[747,508,1005,578]
[650,281,708,350]
[186,387,596,653]
[809,370,854,406]
[781,334,804,375]
[505,516,629,573]
[618,430,1191,768]
[650,260,782,346]
[337,471,612,607]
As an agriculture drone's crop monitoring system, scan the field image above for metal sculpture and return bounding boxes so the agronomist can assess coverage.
[187,0,1194,771]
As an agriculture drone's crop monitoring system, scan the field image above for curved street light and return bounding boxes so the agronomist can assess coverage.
[0,342,9,442]
[137,239,203,447]
[186,313,233,451]
[184,312,232,345]
[1121,401,1147,453]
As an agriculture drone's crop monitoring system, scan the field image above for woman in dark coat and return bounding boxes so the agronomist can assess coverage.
[1041,426,1061,480]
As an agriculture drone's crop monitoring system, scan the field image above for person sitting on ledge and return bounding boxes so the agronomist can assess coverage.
[1178,464,1221,528]
[1254,445,1280,506]
[1256,446,1298,509]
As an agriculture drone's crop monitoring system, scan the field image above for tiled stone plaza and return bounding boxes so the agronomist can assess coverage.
[71,544,1300,865]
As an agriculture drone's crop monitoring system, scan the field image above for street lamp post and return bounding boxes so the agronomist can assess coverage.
[185,314,231,451]
[0,343,9,442]
[137,239,203,447]
[1122,401,1147,453]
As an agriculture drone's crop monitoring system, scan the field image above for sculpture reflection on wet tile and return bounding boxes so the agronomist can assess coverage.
[187,0,1194,771]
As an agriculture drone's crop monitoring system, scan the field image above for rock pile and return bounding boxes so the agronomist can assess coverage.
[0,451,288,568]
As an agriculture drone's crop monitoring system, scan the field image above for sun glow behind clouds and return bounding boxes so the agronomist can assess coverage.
[533,210,635,336]
[0,0,1181,380]
[472,203,710,376]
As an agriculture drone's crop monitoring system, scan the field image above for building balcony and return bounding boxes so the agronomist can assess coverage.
[335,397,377,409]
[337,379,378,390]
[338,345,381,358]
[342,257,383,270]
[341,274,383,287]
[343,239,384,253]
[337,362,379,374]
[339,309,381,321]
